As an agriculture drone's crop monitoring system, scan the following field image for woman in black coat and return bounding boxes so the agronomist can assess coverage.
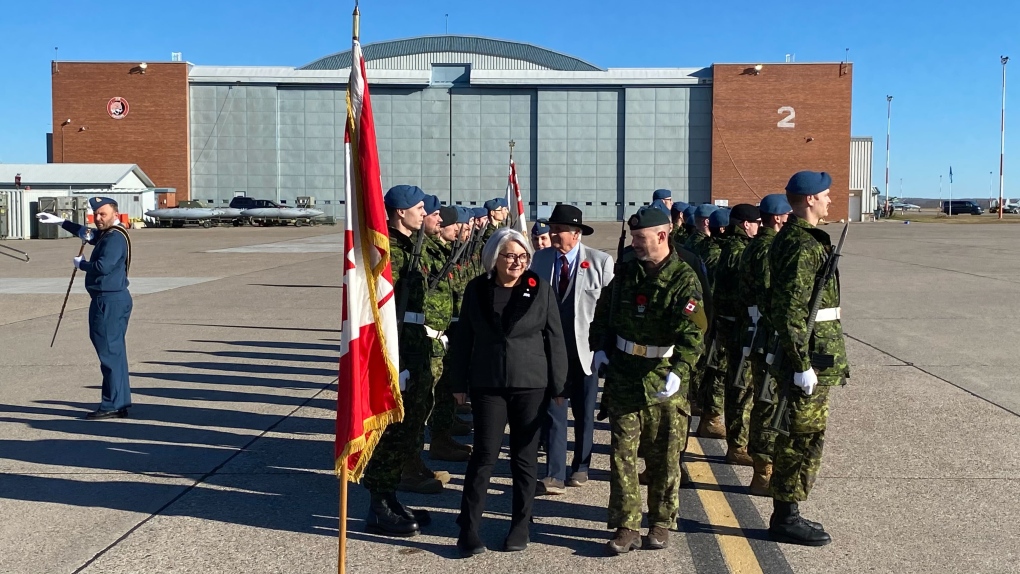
[446,227,568,556]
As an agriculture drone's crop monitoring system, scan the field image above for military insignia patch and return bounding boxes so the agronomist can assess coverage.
[636,294,647,314]
[683,299,697,314]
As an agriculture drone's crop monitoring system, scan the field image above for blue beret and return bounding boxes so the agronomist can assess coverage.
[483,199,499,211]
[652,188,672,201]
[456,206,472,224]
[471,207,487,219]
[496,197,509,209]
[709,208,730,228]
[785,171,833,196]
[759,193,793,215]
[694,204,717,219]
[531,218,550,236]
[384,185,426,209]
[88,196,117,211]
[671,200,690,215]
[628,205,671,230]
[422,194,441,215]
[650,199,670,216]
[683,205,696,226]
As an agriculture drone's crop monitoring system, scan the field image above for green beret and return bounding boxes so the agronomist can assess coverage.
[627,205,671,230]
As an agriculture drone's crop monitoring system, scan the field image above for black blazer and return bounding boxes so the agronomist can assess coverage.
[447,269,568,395]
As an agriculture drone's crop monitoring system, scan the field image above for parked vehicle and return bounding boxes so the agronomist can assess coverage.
[942,200,983,215]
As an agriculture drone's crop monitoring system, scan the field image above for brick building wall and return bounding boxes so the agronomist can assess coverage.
[710,63,852,222]
[51,62,190,205]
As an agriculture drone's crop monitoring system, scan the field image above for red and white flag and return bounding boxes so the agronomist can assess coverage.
[336,37,402,482]
[505,158,527,233]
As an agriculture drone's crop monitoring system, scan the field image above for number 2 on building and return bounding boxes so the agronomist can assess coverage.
[777,106,795,128]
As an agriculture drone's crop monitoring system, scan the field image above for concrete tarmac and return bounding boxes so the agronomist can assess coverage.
[0,220,1017,573]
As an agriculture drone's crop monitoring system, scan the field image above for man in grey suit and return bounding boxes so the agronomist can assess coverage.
[532,205,615,494]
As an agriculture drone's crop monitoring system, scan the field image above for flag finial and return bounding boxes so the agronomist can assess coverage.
[352,2,360,41]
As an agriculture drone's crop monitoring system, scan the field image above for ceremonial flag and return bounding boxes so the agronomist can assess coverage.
[505,157,527,233]
[949,166,953,183]
[336,32,402,483]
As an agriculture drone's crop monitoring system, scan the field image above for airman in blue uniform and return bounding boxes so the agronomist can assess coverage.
[37,197,133,419]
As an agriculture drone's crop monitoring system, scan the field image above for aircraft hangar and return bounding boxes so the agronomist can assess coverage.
[49,35,855,221]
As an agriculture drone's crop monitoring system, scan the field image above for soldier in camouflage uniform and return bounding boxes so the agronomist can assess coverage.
[470,207,489,276]
[715,204,762,467]
[670,201,691,246]
[363,185,435,537]
[767,171,848,546]
[422,203,472,463]
[590,206,705,555]
[399,200,470,494]
[685,205,727,438]
[740,194,792,496]
[481,197,508,244]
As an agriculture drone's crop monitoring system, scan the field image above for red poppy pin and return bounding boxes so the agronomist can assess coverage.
[636,295,648,305]
[527,277,537,288]
[580,260,590,269]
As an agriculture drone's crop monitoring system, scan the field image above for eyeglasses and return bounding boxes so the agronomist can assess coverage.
[498,253,531,264]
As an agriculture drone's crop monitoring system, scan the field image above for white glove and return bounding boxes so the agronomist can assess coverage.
[440,335,449,351]
[591,350,609,373]
[36,212,64,224]
[398,370,410,391]
[73,255,84,269]
[656,371,682,400]
[793,369,818,396]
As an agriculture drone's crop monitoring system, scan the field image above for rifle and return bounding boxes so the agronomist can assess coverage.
[395,228,426,334]
[768,222,849,436]
[731,316,763,390]
[757,331,780,404]
[429,236,471,292]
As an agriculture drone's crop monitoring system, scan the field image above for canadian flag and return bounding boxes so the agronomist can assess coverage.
[336,36,403,482]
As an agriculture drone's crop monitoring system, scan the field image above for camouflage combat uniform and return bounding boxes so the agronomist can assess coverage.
[741,226,780,466]
[716,226,755,449]
[685,231,725,414]
[590,250,705,531]
[670,225,690,249]
[363,228,434,494]
[423,236,456,436]
[768,216,849,502]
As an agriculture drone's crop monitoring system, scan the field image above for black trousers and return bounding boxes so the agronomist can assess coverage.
[457,387,547,539]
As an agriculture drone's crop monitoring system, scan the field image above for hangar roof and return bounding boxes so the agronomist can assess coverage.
[299,35,604,72]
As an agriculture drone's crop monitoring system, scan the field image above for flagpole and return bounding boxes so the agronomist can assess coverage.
[339,5,357,573]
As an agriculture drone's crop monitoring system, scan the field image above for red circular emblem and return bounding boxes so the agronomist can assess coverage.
[527,278,537,287]
[636,295,648,305]
[580,261,590,269]
[107,97,129,120]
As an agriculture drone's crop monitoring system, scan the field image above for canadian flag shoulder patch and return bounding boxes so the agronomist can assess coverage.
[683,299,698,315]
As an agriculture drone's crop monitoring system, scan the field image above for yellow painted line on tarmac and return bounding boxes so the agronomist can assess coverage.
[686,437,764,574]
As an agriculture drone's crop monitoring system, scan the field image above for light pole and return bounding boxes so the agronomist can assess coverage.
[1000,56,1009,220]
[989,170,994,209]
[885,95,893,217]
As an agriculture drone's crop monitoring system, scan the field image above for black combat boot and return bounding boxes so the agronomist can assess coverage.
[768,500,831,546]
[365,493,419,537]
[385,492,431,528]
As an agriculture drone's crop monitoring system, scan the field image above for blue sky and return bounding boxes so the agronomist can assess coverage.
[1,0,1017,199]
